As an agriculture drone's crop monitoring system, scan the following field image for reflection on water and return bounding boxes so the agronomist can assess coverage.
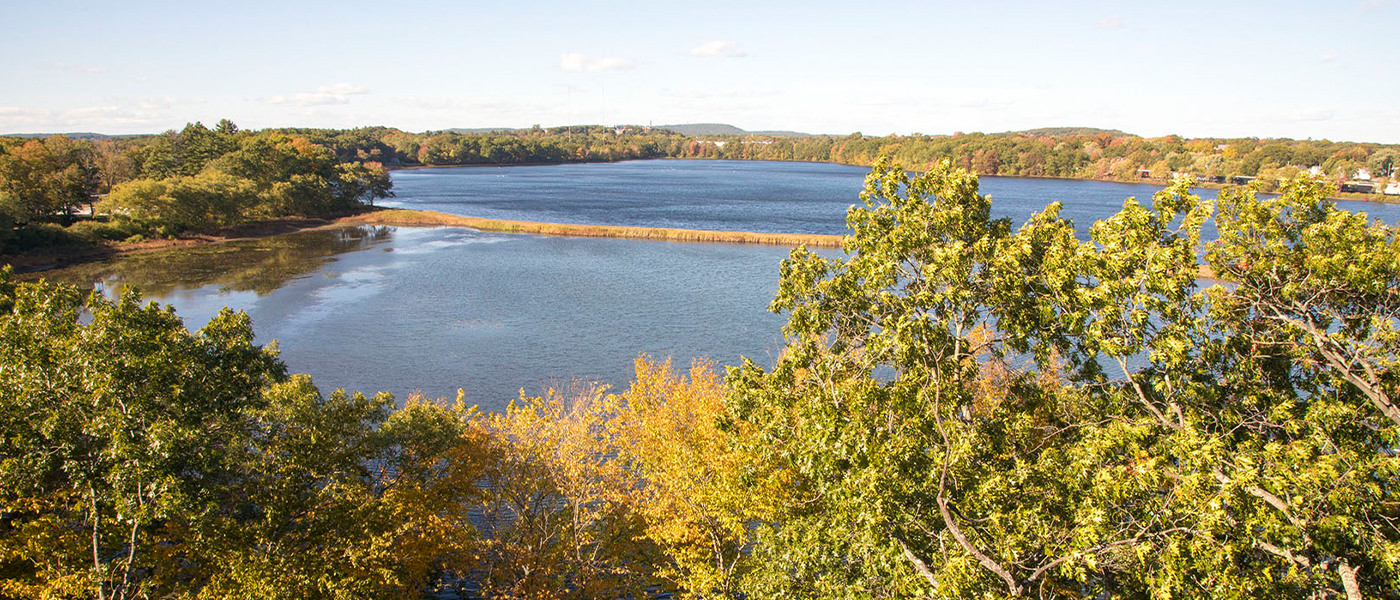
[32,226,395,297]
[29,161,1400,412]
[32,225,803,413]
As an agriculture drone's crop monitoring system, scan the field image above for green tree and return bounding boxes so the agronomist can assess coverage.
[0,273,286,599]
[139,122,238,179]
[729,159,1400,598]
[102,171,257,234]
[0,135,96,224]
[1368,150,1397,178]
[0,274,481,599]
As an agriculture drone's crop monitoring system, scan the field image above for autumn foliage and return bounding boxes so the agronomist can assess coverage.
[5,159,1400,599]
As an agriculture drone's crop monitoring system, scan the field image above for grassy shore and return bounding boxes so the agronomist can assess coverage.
[345,208,846,248]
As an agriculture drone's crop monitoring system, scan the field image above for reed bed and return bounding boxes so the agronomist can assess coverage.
[352,209,845,248]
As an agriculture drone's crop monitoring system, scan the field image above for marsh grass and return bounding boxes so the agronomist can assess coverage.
[353,209,845,248]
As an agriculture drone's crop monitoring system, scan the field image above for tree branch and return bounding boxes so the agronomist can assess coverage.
[937,496,1021,595]
[1213,469,1307,532]
[897,536,940,593]
[1267,307,1400,427]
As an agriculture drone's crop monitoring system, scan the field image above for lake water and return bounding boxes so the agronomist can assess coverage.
[36,160,1400,410]
[385,159,1400,237]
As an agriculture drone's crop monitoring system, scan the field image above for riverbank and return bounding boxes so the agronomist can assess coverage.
[3,216,361,274]
[4,208,844,275]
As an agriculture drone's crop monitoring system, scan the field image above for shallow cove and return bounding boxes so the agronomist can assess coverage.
[35,225,805,411]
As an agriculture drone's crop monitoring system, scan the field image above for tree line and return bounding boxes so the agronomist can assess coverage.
[261,125,1400,191]
[5,121,1399,257]
[3,162,1397,599]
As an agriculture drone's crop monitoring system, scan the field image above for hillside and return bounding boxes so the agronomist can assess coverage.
[658,123,815,137]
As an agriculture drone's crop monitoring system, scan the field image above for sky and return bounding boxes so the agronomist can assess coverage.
[4,0,1399,142]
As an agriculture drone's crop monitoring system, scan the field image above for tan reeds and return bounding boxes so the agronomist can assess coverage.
[350,209,845,248]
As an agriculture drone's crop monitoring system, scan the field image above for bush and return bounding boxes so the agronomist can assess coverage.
[65,218,144,242]
[1,223,86,253]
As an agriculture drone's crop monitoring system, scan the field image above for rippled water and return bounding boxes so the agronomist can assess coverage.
[40,226,804,410]
[36,160,1400,410]
[385,159,1400,237]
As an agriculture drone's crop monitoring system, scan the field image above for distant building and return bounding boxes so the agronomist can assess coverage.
[1354,168,1373,181]
[1385,180,1400,196]
[1339,181,1377,193]
[1231,175,1256,185]
[1308,165,1324,176]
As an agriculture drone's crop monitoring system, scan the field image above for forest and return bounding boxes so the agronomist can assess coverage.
[2,160,1397,599]
[0,120,391,256]
[3,120,1398,258]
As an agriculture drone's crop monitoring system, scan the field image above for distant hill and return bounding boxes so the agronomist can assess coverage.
[441,127,520,134]
[1,132,129,141]
[1003,127,1132,138]
[657,123,746,136]
[658,123,815,137]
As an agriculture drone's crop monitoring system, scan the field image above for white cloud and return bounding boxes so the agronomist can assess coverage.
[689,40,748,58]
[1095,16,1123,29]
[319,83,370,95]
[265,83,371,107]
[392,96,553,122]
[1322,53,1342,62]
[1359,0,1392,9]
[1285,109,1337,122]
[138,96,207,110]
[0,101,207,133]
[22,105,163,130]
[663,88,778,100]
[0,106,46,117]
[560,52,637,72]
[37,62,105,74]
[266,93,345,107]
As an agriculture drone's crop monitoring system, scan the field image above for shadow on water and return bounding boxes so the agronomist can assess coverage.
[27,226,395,297]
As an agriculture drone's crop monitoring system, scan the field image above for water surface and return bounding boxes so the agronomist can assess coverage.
[41,226,799,410]
[387,159,1400,238]
[38,160,1400,410]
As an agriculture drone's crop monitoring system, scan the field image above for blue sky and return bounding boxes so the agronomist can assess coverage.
[4,0,1398,142]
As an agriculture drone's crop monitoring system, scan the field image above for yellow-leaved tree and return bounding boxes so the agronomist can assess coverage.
[607,357,790,599]
[473,385,654,599]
